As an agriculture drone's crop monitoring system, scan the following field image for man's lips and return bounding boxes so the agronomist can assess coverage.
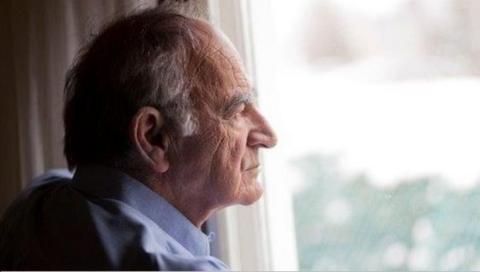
[243,164,260,171]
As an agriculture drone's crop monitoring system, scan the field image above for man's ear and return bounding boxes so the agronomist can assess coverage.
[130,106,169,173]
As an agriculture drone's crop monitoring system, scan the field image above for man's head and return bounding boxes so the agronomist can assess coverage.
[64,9,276,223]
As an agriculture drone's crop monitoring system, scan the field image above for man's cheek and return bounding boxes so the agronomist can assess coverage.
[224,131,244,165]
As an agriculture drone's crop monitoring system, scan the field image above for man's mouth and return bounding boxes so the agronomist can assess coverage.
[243,164,260,171]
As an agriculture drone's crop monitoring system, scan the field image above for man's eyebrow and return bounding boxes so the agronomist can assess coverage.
[223,91,255,115]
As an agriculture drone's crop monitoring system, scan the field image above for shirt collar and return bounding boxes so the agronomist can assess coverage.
[70,164,211,257]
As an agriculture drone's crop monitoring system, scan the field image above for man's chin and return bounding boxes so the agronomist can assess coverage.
[238,184,264,205]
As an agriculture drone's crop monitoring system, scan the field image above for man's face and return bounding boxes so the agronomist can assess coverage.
[169,27,277,207]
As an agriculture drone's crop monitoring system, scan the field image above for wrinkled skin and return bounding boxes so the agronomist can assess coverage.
[154,21,277,227]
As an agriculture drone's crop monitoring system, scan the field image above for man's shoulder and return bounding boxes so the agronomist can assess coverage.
[0,169,74,228]
[0,169,228,270]
[30,169,73,186]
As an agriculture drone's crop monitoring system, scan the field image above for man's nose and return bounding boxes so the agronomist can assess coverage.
[247,111,278,149]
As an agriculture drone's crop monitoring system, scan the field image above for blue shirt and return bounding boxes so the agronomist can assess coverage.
[0,165,229,270]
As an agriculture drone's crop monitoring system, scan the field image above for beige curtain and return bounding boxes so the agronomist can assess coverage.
[0,0,157,213]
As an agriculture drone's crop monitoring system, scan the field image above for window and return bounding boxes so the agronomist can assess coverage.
[247,0,480,270]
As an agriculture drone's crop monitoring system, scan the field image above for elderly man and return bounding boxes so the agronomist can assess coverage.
[0,7,276,270]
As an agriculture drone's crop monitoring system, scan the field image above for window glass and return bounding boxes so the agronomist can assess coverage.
[256,0,480,270]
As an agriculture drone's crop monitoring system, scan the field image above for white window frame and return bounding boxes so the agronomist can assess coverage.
[207,1,298,270]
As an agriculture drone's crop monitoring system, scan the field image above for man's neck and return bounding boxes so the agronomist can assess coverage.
[144,178,218,228]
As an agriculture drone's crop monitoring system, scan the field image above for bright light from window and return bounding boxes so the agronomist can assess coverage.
[252,0,480,270]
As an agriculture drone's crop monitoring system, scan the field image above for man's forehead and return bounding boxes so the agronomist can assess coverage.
[210,47,250,89]
[198,22,250,89]
[194,20,254,107]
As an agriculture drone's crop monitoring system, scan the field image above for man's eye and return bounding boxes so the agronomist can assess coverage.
[231,104,246,119]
